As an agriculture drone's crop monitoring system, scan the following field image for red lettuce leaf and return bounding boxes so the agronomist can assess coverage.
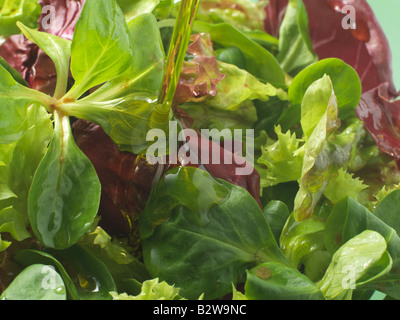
[355,83,400,163]
[264,0,398,96]
[72,119,172,236]
[174,107,262,208]
[0,0,84,95]
[73,111,262,235]
[174,33,225,106]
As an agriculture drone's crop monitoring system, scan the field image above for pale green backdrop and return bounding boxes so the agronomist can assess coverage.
[367,0,400,91]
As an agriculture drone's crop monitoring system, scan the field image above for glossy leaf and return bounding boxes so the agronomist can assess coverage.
[373,190,400,236]
[46,245,117,300]
[293,76,341,221]
[61,94,159,154]
[83,12,165,102]
[67,0,133,100]
[17,22,71,98]
[28,111,101,249]
[262,200,290,245]
[244,262,324,300]
[279,58,361,131]
[117,0,160,22]
[140,166,288,299]
[0,264,66,300]
[280,213,326,269]
[276,0,317,75]
[14,249,80,300]
[318,230,392,300]
[0,56,27,86]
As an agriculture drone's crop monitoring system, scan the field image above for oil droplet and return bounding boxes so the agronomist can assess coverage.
[255,266,271,280]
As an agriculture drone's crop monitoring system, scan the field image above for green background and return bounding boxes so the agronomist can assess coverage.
[367,0,400,91]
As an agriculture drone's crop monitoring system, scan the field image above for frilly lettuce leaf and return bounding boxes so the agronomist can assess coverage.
[323,168,367,205]
[258,125,304,188]
[0,0,41,37]
[110,278,183,300]
[205,61,288,111]
[196,0,268,32]
[174,33,225,106]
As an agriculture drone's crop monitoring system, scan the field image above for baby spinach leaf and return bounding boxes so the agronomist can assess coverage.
[318,230,392,300]
[0,264,66,300]
[140,166,288,300]
[279,58,362,131]
[276,0,317,75]
[244,262,324,300]
[17,22,71,99]
[66,0,133,100]
[28,111,101,249]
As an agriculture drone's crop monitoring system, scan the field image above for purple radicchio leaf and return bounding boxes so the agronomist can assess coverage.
[264,0,398,96]
[0,0,85,95]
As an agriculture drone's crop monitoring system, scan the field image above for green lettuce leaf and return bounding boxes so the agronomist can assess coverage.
[110,278,183,300]
[258,125,304,188]
[276,0,317,75]
[196,0,268,32]
[0,0,40,37]
[0,264,66,300]
[139,166,288,300]
[293,75,341,221]
[244,262,324,300]
[318,230,392,300]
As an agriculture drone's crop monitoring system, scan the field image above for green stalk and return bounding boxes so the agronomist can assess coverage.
[157,0,200,112]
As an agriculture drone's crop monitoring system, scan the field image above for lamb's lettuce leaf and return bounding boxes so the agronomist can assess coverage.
[66,0,133,100]
[318,230,392,300]
[28,111,101,250]
[0,264,66,300]
[279,58,362,131]
[17,22,71,99]
[139,166,288,300]
[276,0,317,75]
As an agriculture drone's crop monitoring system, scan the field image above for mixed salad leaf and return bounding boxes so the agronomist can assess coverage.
[0,0,400,301]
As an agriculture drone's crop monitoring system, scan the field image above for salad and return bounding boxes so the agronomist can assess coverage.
[0,0,399,301]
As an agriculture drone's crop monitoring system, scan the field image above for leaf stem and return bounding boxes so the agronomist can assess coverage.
[157,0,200,113]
